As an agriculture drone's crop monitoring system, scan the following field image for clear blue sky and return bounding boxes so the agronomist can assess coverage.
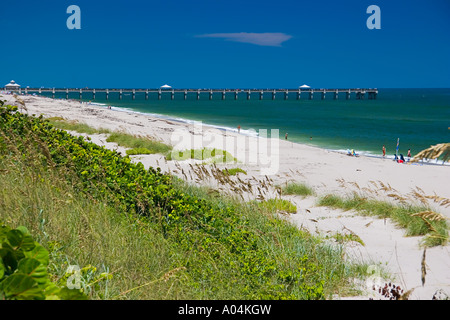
[1,0,449,88]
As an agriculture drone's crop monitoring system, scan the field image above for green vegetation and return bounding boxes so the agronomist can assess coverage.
[0,225,87,300]
[222,168,247,176]
[317,194,449,247]
[257,198,298,214]
[106,132,172,155]
[0,102,370,299]
[47,117,111,135]
[167,148,237,163]
[125,147,153,155]
[282,182,315,197]
[48,117,172,156]
[327,232,365,246]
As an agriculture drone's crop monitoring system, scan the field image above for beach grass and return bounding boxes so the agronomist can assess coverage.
[106,132,172,155]
[0,103,372,299]
[125,147,153,155]
[257,198,298,214]
[317,194,449,247]
[282,182,315,197]
[47,117,111,135]
[166,148,237,163]
[222,167,247,176]
[0,154,181,299]
[0,142,367,300]
[47,117,172,155]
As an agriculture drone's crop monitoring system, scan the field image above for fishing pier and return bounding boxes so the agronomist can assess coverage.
[16,88,378,101]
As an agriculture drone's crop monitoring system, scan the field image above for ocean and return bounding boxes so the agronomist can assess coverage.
[43,88,450,158]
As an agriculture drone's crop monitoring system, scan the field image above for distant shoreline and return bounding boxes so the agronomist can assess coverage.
[63,96,450,167]
[3,92,449,167]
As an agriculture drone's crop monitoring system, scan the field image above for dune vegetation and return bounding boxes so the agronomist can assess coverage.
[0,101,374,300]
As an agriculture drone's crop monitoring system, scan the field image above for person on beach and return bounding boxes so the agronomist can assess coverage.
[407,149,411,158]
[285,133,288,140]
[237,125,241,133]
[382,145,386,157]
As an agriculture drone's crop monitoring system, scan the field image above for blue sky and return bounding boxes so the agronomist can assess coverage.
[1,0,449,88]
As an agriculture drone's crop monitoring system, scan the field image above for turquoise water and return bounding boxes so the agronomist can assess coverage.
[46,88,450,157]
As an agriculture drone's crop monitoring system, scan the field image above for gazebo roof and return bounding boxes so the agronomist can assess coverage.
[5,80,20,87]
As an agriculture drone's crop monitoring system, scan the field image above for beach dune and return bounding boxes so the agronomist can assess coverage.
[2,93,449,300]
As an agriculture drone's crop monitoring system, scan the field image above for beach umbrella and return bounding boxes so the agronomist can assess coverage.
[396,138,400,157]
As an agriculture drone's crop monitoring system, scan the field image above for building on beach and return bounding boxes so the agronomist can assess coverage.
[4,80,21,92]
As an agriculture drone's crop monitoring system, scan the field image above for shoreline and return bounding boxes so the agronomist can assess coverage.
[32,94,449,165]
[76,96,450,167]
[2,93,450,300]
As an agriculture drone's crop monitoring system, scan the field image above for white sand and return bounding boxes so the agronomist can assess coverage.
[2,93,449,300]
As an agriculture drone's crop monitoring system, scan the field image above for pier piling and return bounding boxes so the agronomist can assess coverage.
[24,87,377,102]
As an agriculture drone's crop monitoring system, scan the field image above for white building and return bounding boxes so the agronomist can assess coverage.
[160,84,172,89]
[4,80,21,92]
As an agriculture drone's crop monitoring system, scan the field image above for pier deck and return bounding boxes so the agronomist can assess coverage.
[14,88,378,100]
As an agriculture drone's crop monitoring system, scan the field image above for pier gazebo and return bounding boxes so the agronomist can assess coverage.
[4,80,20,92]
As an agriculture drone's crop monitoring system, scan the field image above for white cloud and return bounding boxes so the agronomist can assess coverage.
[196,32,292,47]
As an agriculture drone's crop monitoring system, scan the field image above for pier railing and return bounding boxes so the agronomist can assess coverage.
[8,88,378,100]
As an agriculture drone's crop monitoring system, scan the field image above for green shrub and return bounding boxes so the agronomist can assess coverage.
[0,225,86,300]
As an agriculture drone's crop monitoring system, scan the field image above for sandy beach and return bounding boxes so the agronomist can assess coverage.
[2,93,449,300]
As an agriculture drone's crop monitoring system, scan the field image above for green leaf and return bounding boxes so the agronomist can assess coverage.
[0,225,10,242]
[17,258,48,285]
[0,243,18,274]
[24,244,49,266]
[0,259,5,279]
[7,229,36,251]
[16,226,30,235]
[0,273,45,300]
[56,287,88,300]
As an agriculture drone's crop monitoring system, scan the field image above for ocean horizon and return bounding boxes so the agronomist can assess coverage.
[35,88,450,158]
